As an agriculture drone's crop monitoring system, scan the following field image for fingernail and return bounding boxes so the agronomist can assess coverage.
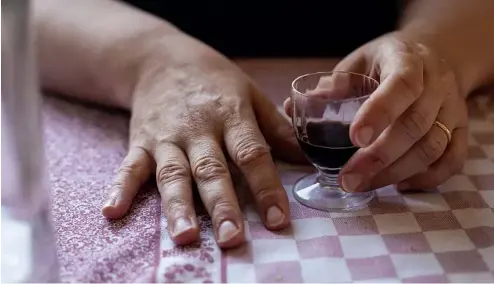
[103,196,117,208]
[357,126,373,147]
[342,173,363,192]
[266,206,286,227]
[218,220,239,243]
[173,217,193,237]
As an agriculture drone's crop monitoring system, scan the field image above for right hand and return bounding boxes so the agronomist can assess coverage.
[101,51,306,248]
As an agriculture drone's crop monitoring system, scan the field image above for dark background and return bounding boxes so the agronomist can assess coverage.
[123,1,403,58]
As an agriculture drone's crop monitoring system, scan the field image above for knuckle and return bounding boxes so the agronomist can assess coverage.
[367,148,390,170]
[393,52,424,98]
[193,156,229,184]
[395,70,423,100]
[118,160,143,177]
[413,42,429,57]
[253,186,279,203]
[437,58,456,80]
[417,136,445,165]
[164,195,189,216]
[400,109,430,141]
[157,162,189,186]
[442,70,460,98]
[370,103,395,126]
[116,160,147,185]
[442,69,457,85]
[108,181,125,199]
[110,180,126,190]
[234,139,271,168]
[209,195,236,216]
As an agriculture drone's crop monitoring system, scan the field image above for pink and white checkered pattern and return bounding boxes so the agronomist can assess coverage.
[44,58,494,282]
[151,99,494,283]
[220,97,494,283]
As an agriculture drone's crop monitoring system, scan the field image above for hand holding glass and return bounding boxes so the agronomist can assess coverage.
[291,71,379,212]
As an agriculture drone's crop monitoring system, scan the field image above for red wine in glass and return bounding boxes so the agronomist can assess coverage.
[296,121,357,174]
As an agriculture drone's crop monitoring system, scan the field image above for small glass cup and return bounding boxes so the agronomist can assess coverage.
[291,71,379,212]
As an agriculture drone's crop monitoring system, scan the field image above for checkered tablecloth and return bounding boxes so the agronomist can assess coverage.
[45,59,494,282]
[225,169,494,282]
[154,93,494,283]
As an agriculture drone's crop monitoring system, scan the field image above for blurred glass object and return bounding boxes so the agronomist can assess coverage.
[1,0,59,282]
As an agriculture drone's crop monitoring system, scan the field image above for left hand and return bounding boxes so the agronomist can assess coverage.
[286,32,469,191]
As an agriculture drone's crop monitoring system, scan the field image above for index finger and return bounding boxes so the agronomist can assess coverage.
[284,72,355,118]
[350,49,424,148]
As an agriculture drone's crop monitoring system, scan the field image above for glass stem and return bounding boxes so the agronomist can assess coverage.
[316,171,340,188]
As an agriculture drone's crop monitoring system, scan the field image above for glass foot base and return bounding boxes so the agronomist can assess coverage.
[293,173,374,212]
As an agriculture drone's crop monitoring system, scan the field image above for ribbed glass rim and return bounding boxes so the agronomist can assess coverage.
[291,71,379,103]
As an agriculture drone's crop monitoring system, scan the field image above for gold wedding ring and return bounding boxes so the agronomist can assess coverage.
[433,121,452,143]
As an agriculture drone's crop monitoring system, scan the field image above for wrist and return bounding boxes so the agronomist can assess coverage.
[127,31,232,110]
[105,27,217,109]
[399,19,493,98]
[130,34,239,110]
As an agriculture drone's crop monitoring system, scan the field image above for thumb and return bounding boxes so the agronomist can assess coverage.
[252,89,307,164]
[102,146,154,219]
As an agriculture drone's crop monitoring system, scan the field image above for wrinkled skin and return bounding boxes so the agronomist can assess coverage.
[102,55,306,248]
